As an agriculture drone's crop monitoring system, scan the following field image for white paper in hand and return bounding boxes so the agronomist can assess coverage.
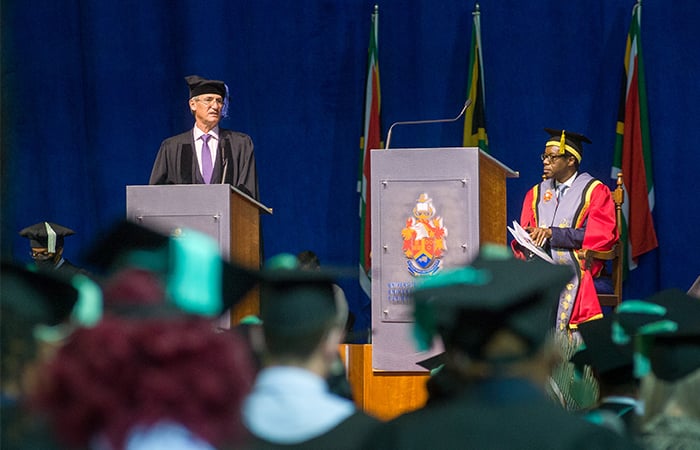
[507,221,555,264]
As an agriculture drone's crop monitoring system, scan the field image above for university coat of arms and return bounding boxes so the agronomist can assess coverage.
[401,193,448,276]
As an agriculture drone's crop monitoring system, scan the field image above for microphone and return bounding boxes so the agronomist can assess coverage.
[220,142,229,184]
[385,98,472,149]
[221,158,229,184]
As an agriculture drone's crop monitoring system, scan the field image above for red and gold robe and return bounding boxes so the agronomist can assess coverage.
[513,173,618,330]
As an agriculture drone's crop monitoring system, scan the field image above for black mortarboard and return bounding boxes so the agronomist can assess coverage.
[544,128,592,163]
[412,244,573,359]
[416,352,447,372]
[185,75,226,99]
[1,261,80,326]
[258,255,339,335]
[615,289,700,381]
[571,316,634,385]
[83,220,170,274]
[19,222,75,253]
[85,220,256,317]
[220,260,259,314]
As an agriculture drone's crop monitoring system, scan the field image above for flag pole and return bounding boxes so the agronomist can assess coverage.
[473,3,485,107]
[358,4,381,298]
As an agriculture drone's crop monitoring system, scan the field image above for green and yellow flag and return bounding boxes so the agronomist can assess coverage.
[463,3,488,152]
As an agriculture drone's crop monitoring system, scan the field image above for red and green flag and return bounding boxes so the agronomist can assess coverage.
[463,3,488,152]
[612,2,658,272]
[358,5,381,296]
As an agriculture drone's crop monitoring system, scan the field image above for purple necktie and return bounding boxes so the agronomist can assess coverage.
[201,134,214,184]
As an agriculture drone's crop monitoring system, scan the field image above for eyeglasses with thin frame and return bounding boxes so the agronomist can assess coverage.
[195,96,224,107]
[540,153,568,162]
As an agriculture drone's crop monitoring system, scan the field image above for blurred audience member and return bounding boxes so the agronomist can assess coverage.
[296,250,354,401]
[615,289,700,449]
[1,262,80,449]
[571,316,640,435]
[363,245,639,450]
[31,221,260,449]
[33,267,256,450]
[242,255,380,449]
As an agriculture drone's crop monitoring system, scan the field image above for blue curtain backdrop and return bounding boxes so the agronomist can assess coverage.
[3,0,699,336]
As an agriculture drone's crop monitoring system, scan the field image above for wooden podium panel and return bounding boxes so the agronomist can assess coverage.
[126,184,272,323]
[340,344,429,421]
[478,151,517,245]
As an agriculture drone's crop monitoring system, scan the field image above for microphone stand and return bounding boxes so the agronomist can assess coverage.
[384,98,472,149]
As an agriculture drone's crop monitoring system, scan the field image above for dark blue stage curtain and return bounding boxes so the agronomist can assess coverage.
[3,1,699,336]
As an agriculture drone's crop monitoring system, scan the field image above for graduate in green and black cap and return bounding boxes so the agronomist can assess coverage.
[511,128,619,334]
[571,316,640,435]
[1,262,82,449]
[242,254,381,449]
[614,289,700,448]
[19,221,88,276]
[296,250,355,402]
[363,245,639,450]
[83,219,257,320]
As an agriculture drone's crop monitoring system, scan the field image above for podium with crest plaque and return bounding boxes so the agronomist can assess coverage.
[125,184,272,324]
[341,147,517,420]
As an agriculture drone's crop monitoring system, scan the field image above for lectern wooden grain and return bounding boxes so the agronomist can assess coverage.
[125,184,272,323]
[344,147,517,420]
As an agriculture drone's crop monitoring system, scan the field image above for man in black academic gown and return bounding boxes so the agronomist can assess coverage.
[149,75,259,199]
[362,245,640,450]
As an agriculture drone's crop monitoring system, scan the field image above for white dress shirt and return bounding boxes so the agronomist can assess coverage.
[193,126,219,179]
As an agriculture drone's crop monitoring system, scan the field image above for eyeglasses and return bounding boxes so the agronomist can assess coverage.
[195,96,224,107]
[30,250,54,259]
[540,153,568,162]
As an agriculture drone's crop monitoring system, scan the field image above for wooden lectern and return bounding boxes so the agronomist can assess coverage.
[343,147,518,420]
[125,184,272,323]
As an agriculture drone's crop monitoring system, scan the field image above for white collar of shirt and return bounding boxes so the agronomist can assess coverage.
[600,395,644,415]
[91,421,215,450]
[193,125,219,142]
[556,171,577,190]
[192,126,219,177]
[243,366,355,445]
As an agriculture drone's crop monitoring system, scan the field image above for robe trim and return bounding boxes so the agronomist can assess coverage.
[532,183,542,224]
[221,139,234,184]
[573,179,602,228]
[568,313,604,329]
[180,144,193,182]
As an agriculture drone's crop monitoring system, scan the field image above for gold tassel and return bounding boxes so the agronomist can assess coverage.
[559,130,566,155]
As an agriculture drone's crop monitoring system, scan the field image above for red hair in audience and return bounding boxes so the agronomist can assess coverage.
[33,314,255,449]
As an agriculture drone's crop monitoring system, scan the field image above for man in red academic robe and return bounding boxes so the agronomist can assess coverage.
[512,129,618,332]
